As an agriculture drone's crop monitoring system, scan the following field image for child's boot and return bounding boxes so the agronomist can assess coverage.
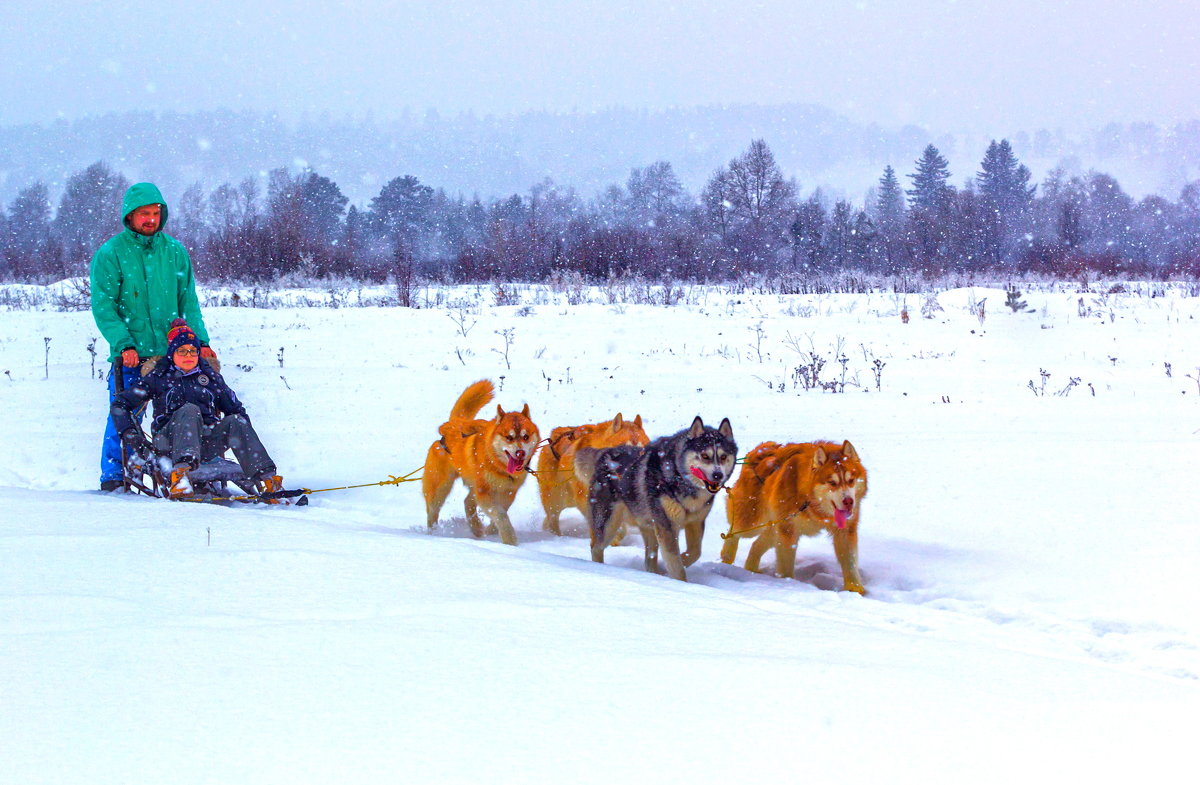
[168,463,193,499]
[257,472,284,503]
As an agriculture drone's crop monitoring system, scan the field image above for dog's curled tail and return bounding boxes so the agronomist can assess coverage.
[450,379,495,420]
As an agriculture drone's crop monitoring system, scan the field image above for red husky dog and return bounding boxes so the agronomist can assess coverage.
[721,440,868,594]
[423,379,540,546]
[536,414,649,535]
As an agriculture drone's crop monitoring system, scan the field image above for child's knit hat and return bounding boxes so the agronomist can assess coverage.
[166,318,198,356]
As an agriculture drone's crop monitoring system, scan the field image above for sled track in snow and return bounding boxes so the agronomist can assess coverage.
[385,510,1200,686]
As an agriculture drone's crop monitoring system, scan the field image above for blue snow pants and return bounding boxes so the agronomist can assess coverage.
[99,364,146,484]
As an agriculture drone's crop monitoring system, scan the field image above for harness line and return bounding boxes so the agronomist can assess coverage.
[719,502,810,540]
[175,467,425,505]
[299,466,425,495]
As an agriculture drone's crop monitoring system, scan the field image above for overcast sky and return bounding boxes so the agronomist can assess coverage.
[2,0,1197,133]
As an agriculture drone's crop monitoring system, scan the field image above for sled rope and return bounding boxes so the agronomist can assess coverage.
[719,519,775,540]
[187,467,426,504]
[155,467,425,506]
[299,466,425,495]
[719,502,810,540]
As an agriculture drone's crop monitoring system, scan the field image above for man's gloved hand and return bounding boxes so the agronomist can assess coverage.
[121,348,140,368]
[121,428,151,457]
[200,346,217,362]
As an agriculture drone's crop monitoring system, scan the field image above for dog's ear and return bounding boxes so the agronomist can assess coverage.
[634,414,643,428]
[611,413,624,430]
[842,440,858,461]
[688,416,705,437]
[717,417,734,439]
[521,403,530,417]
[812,446,829,468]
[496,404,506,417]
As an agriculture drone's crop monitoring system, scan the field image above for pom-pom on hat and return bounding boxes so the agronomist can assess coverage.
[166,318,198,356]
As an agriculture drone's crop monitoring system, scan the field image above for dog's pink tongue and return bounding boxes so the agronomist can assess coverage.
[835,509,849,529]
[507,453,523,474]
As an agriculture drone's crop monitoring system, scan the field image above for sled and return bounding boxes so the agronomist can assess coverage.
[115,366,308,506]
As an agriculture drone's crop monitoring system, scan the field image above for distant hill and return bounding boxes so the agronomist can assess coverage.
[1,104,1197,209]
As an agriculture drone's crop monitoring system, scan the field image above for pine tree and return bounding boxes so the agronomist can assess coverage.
[852,211,880,270]
[975,139,1036,266]
[875,166,906,233]
[823,200,855,268]
[906,145,952,213]
[3,183,53,280]
[977,139,1034,217]
[789,195,825,270]
[1086,172,1133,254]
[297,171,348,248]
[340,205,365,277]
[1005,285,1029,312]
[370,175,434,248]
[906,146,954,269]
[53,161,130,272]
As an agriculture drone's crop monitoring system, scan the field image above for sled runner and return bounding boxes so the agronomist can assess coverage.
[118,438,308,506]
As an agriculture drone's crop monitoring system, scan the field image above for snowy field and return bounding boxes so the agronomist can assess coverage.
[2,280,1198,784]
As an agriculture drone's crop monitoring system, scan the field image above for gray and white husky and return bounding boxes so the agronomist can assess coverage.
[575,416,736,582]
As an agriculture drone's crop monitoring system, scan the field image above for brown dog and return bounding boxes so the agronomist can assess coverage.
[536,414,649,536]
[423,379,540,546]
[721,440,868,594]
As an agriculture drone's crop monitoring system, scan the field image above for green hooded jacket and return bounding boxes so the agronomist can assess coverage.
[89,182,210,362]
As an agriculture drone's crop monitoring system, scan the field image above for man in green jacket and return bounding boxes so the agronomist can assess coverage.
[91,182,218,491]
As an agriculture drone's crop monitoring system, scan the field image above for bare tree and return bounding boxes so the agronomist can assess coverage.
[707,139,797,268]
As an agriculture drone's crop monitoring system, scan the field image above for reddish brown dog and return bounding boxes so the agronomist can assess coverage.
[721,440,868,594]
[536,414,649,536]
[423,379,540,546]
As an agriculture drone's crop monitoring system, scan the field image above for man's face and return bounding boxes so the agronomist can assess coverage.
[173,345,199,372]
[127,204,162,236]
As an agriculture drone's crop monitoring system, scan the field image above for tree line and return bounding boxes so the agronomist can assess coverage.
[2,138,1199,285]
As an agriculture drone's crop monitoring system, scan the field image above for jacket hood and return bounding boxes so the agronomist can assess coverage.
[122,182,169,231]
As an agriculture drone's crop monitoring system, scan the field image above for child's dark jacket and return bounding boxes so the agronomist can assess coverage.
[111,359,247,436]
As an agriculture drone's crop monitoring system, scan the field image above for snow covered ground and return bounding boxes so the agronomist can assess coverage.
[2,281,1198,784]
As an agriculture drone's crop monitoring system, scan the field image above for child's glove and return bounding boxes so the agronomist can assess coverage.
[121,348,140,368]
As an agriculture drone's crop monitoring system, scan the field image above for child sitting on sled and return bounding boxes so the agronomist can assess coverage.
[110,318,283,498]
